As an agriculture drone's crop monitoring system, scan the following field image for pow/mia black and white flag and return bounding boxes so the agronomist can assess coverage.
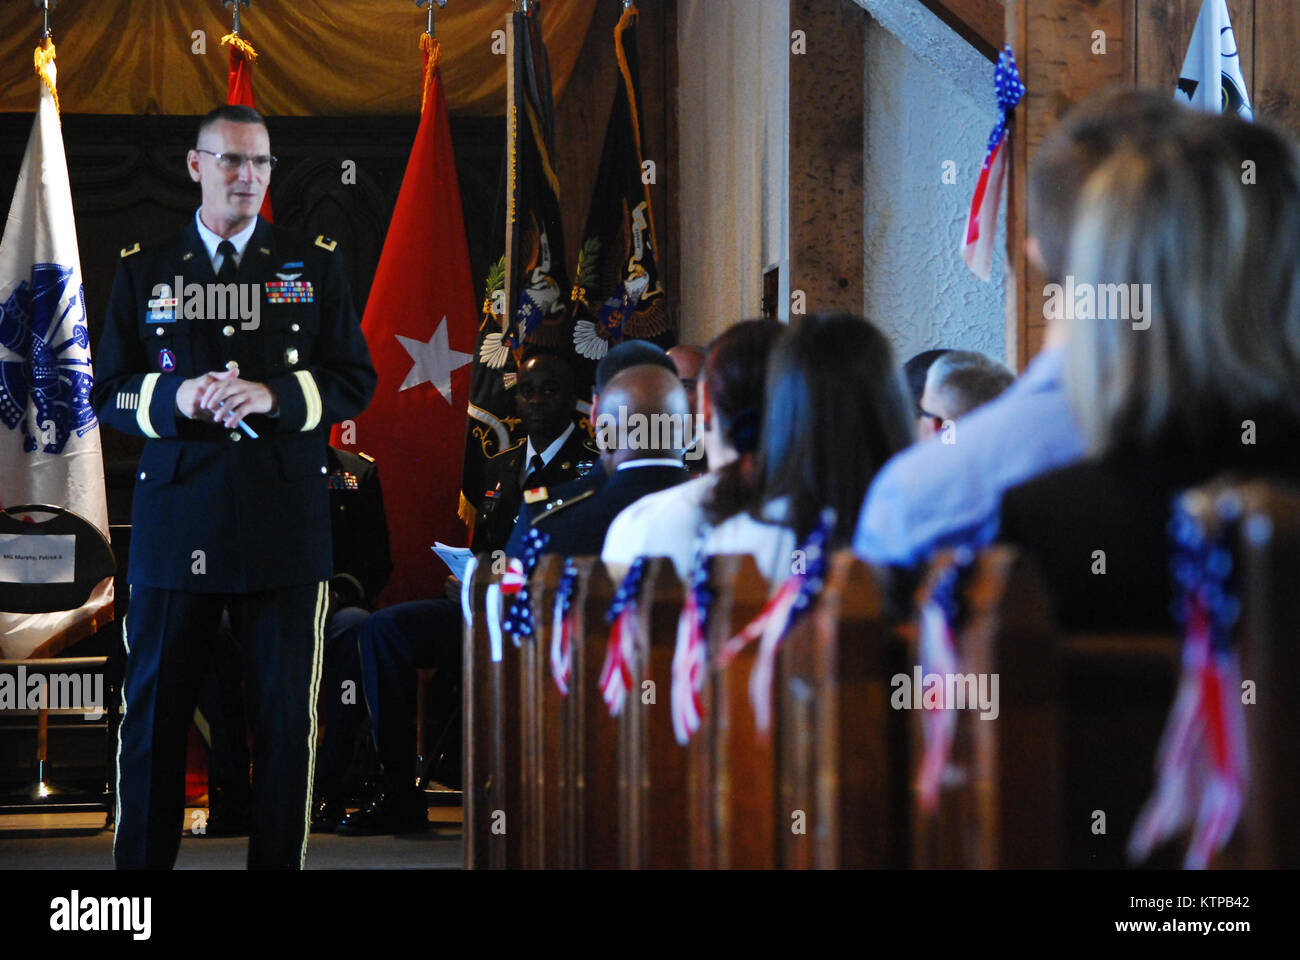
[1176,0,1252,120]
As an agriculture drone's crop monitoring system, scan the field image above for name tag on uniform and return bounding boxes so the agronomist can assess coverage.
[147,296,177,322]
[265,280,314,304]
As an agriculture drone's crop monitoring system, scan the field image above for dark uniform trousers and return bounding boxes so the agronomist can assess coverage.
[116,583,327,870]
[359,427,596,793]
[92,215,376,869]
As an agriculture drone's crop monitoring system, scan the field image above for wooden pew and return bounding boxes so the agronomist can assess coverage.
[1186,480,1300,868]
[566,559,621,868]
[696,555,778,869]
[618,557,691,868]
[910,548,1072,868]
[518,555,572,868]
[776,551,911,868]
[463,557,505,869]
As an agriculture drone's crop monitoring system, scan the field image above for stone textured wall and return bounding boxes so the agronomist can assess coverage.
[860,10,1009,363]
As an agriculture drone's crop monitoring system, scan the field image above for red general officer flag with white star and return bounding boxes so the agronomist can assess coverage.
[332,34,475,606]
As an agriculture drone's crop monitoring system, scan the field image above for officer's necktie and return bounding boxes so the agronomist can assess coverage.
[525,454,545,485]
[216,240,238,283]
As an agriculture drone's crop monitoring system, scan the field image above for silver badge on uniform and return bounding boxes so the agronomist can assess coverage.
[285,346,300,366]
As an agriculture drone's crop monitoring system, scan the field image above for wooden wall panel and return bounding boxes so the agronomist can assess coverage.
[1005,0,1135,371]
[1006,0,1300,369]
[1254,0,1300,137]
[1136,0,1253,94]
[788,0,866,317]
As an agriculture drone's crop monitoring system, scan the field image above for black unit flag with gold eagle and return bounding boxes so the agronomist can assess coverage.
[570,2,672,366]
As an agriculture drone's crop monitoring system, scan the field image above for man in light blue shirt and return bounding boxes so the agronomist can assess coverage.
[854,88,1191,569]
[854,341,1083,567]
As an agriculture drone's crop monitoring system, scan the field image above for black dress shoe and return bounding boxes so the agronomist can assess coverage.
[311,798,346,834]
[204,805,250,837]
[336,791,428,836]
[204,785,251,836]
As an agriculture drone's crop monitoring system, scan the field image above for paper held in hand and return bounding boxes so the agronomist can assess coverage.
[432,542,473,583]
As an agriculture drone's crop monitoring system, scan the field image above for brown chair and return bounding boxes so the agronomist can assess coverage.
[0,503,115,812]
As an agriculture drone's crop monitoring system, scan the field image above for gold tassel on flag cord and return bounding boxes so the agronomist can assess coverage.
[614,2,657,252]
[34,38,58,116]
[221,33,259,60]
[420,33,443,114]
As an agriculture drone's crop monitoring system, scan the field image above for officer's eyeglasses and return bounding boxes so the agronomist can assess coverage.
[195,149,278,172]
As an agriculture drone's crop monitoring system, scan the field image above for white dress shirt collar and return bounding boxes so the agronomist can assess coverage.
[195,209,258,272]
[616,458,686,471]
[524,422,576,481]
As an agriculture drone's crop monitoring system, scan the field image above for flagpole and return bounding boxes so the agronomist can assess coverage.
[416,0,449,39]
[224,0,250,37]
[34,0,58,40]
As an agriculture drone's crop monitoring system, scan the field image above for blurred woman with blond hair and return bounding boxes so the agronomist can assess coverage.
[999,112,1300,631]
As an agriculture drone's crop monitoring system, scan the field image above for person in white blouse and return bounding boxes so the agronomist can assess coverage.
[602,320,782,582]
[700,314,913,592]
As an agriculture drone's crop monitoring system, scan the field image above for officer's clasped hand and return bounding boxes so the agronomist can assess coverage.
[176,366,278,428]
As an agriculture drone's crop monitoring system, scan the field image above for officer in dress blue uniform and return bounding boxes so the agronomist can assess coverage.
[339,351,594,834]
[91,105,376,869]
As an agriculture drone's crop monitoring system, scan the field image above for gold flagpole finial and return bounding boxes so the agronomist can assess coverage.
[224,0,251,38]
[415,0,448,39]
[33,0,58,40]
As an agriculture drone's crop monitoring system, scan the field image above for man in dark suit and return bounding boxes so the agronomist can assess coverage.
[91,104,376,869]
[503,340,681,558]
[339,351,594,835]
[529,365,690,556]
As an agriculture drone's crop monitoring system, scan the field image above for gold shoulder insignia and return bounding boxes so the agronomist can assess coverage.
[181,251,195,261]
[532,488,596,525]
[358,451,376,463]
[315,235,338,252]
[120,242,140,259]
[259,246,272,256]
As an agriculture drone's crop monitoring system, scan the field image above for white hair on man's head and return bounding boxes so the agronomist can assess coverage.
[924,351,1014,420]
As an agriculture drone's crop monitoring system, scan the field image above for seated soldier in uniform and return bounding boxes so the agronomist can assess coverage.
[503,339,678,558]
[340,351,593,834]
[523,364,691,558]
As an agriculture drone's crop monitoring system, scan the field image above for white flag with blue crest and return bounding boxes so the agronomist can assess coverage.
[1177,0,1253,119]
[0,41,113,658]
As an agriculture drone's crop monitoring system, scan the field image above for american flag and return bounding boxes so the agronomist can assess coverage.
[962,46,1025,281]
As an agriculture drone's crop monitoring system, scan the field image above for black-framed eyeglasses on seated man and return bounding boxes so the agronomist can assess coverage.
[195,149,278,172]
[918,406,946,428]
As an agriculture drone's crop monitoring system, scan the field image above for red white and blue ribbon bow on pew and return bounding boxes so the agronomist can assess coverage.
[602,556,649,716]
[550,561,580,695]
[916,555,970,815]
[1128,504,1249,870]
[717,509,835,734]
[962,46,1026,281]
[671,549,714,745]
[501,527,549,643]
